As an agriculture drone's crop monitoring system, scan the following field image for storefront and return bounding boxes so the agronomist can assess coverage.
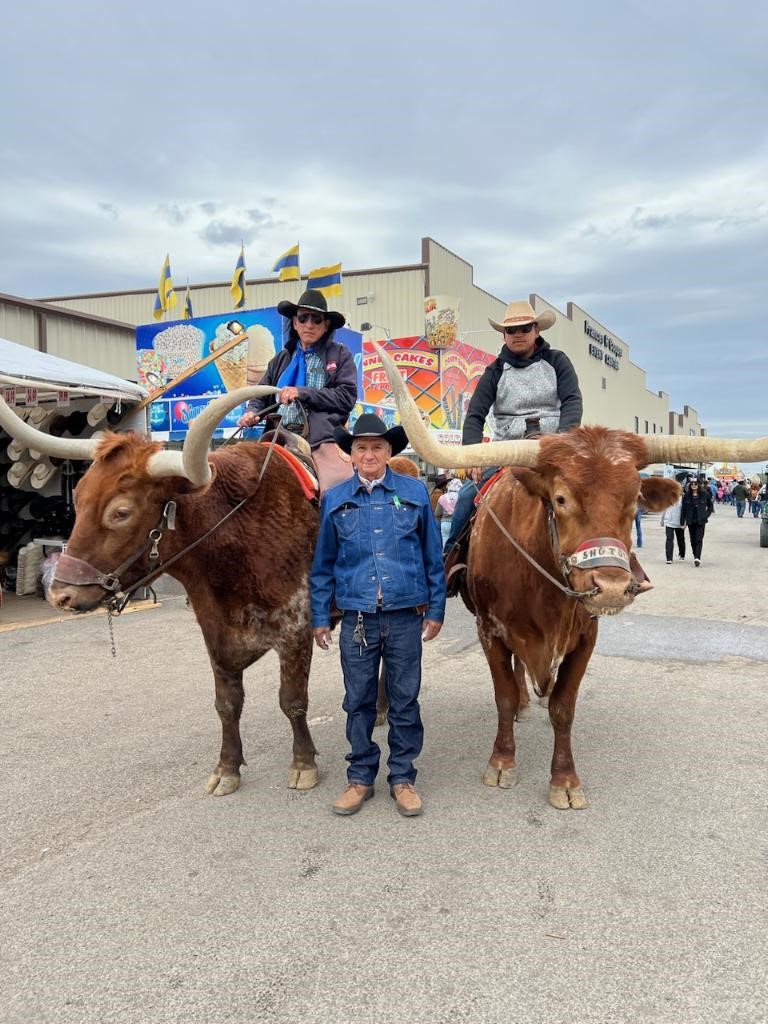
[0,338,146,610]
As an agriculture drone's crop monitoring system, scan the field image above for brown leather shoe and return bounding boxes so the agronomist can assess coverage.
[390,782,423,817]
[332,782,374,816]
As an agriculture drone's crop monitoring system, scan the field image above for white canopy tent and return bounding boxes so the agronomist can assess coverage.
[0,337,146,402]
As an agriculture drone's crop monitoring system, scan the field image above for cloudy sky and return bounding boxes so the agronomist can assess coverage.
[2,0,767,462]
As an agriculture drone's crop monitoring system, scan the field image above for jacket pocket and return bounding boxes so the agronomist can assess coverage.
[332,506,359,541]
[392,502,419,536]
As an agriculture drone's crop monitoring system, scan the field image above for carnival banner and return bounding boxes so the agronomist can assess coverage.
[138,307,363,439]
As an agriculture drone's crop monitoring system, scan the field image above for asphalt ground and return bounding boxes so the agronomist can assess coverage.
[1,507,766,1024]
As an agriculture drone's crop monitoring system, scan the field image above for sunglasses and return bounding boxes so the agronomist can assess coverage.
[504,324,535,335]
[296,312,326,325]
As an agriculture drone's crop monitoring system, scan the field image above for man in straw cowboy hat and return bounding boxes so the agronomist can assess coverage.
[443,299,582,555]
[310,414,446,818]
[237,289,358,492]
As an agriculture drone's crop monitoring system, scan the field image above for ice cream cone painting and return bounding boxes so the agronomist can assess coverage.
[245,325,276,384]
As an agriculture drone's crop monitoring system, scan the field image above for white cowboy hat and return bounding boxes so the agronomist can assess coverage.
[30,459,59,489]
[7,458,34,488]
[488,299,556,334]
[7,438,26,461]
[87,402,111,427]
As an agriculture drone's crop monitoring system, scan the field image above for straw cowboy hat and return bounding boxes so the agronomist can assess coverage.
[488,300,556,334]
[30,459,59,490]
[277,289,346,330]
[334,413,408,456]
[8,458,34,488]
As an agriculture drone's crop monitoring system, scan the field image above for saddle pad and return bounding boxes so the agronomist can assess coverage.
[473,468,507,506]
[266,444,319,501]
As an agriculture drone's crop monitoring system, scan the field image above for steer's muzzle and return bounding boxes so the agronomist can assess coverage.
[579,567,637,616]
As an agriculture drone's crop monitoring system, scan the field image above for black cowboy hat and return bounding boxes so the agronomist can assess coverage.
[334,413,408,456]
[276,289,345,330]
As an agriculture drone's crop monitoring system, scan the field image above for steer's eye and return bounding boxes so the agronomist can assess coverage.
[555,494,567,507]
[112,507,131,521]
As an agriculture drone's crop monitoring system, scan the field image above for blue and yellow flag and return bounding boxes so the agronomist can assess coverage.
[152,254,177,321]
[231,246,246,309]
[307,262,342,298]
[271,243,300,282]
[182,284,194,320]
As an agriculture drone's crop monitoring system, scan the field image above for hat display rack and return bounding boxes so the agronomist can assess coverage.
[0,397,112,596]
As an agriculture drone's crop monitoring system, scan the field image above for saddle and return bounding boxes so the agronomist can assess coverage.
[443,468,509,601]
[259,430,319,502]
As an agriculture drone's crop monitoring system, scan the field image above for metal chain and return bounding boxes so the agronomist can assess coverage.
[107,604,117,658]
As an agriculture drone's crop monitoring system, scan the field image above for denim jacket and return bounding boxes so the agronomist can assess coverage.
[311,468,447,627]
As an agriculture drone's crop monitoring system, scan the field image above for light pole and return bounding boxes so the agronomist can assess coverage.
[360,322,391,339]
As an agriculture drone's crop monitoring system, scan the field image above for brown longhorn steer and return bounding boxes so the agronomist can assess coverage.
[374,342,768,809]
[0,388,321,796]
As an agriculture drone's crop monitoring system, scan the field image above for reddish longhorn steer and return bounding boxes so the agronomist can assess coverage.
[0,388,321,796]
[375,342,768,809]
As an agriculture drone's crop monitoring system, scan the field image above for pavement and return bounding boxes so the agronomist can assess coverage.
[1,506,766,1024]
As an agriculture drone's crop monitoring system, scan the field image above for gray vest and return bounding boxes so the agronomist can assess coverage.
[491,361,561,440]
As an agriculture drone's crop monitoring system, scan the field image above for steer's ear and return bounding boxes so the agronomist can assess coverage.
[640,477,681,512]
[509,467,549,499]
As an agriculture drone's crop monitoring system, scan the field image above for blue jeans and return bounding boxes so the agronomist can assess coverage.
[444,468,498,552]
[339,607,424,787]
[736,500,746,517]
[634,508,643,548]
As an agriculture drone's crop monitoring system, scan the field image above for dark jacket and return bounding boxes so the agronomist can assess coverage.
[245,332,358,448]
[681,487,713,526]
[462,339,583,445]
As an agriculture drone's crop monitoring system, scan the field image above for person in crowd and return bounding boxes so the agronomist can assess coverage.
[310,414,446,818]
[237,289,358,492]
[429,473,450,513]
[730,479,749,518]
[660,493,686,563]
[634,504,644,549]
[444,299,582,554]
[681,477,714,566]
[749,479,762,518]
[435,477,463,548]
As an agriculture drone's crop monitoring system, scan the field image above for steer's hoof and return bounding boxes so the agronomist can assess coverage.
[288,766,318,790]
[205,772,241,796]
[548,784,587,810]
[482,764,518,788]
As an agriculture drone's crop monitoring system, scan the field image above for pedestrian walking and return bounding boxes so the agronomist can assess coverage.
[681,478,714,566]
[435,478,462,548]
[730,480,749,518]
[660,495,686,562]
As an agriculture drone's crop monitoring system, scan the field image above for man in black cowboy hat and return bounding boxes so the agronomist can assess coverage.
[310,414,446,818]
[237,288,358,492]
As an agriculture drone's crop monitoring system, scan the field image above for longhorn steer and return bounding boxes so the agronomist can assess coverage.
[0,388,320,795]
[374,342,768,809]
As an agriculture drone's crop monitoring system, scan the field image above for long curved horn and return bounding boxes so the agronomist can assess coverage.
[644,434,768,464]
[147,385,280,485]
[0,396,99,460]
[372,342,540,468]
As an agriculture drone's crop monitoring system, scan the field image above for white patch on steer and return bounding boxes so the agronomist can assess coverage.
[234,577,311,652]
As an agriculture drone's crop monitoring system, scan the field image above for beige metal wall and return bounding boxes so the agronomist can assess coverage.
[424,238,506,348]
[44,268,429,340]
[0,295,136,380]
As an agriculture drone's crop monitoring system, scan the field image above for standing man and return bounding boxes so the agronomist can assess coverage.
[311,414,446,818]
[237,289,358,492]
